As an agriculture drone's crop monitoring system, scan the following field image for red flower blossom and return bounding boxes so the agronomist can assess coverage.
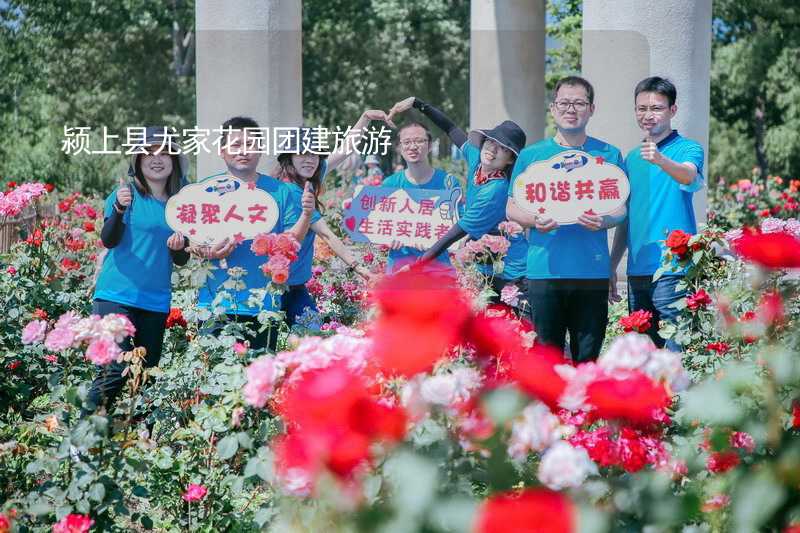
[0,511,11,533]
[733,231,800,269]
[371,269,471,377]
[82,221,95,232]
[45,183,55,193]
[509,345,568,410]
[757,291,785,327]
[706,342,730,355]
[707,450,740,473]
[617,427,649,473]
[25,228,43,247]
[619,310,653,333]
[474,488,575,533]
[665,229,692,259]
[60,258,81,271]
[6,360,21,371]
[585,370,670,426]
[182,483,208,502]
[165,308,187,329]
[686,289,712,311]
[33,308,48,320]
[52,513,94,533]
[792,402,800,429]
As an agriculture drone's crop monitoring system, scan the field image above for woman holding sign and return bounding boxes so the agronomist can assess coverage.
[86,127,189,413]
[387,97,529,306]
[277,127,374,329]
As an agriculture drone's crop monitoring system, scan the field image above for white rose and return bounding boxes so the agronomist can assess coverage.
[420,375,458,406]
[537,441,597,490]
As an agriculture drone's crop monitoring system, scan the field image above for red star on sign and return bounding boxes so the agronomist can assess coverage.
[595,156,605,165]
[233,232,245,244]
[247,182,257,190]
[584,209,597,215]
[189,228,197,235]
[538,207,546,214]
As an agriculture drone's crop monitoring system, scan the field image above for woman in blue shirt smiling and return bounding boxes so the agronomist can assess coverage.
[277,128,373,329]
[387,96,529,307]
[87,127,189,413]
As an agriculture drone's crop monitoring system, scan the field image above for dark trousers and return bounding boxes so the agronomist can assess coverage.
[627,275,686,352]
[86,299,168,411]
[207,314,279,352]
[527,278,609,362]
[280,284,319,329]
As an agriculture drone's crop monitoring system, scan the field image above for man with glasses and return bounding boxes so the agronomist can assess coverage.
[610,76,704,351]
[506,76,626,362]
[381,121,458,273]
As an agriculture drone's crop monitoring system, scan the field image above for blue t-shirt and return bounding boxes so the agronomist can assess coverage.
[459,142,527,280]
[197,173,299,315]
[286,182,323,286]
[625,130,704,276]
[509,137,625,280]
[381,168,458,274]
[94,186,176,313]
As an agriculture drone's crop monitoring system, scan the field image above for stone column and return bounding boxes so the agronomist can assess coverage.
[195,0,302,179]
[582,0,712,221]
[470,0,546,141]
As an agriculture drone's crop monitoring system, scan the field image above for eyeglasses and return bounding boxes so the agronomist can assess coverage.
[400,138,428,148]
[553,100,590,112]
[635,105,669,115]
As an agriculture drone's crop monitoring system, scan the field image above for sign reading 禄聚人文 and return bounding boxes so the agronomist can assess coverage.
[165,176,279,245]
[343,186,463,248]
[511,150,629,225]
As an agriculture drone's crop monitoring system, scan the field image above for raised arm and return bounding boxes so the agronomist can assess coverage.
[327,109,396,171]
[388,97,468,148]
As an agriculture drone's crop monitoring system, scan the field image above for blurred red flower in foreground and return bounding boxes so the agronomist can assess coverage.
[585,370,671,426]
[474,488,575,533]
[733,231,800,269]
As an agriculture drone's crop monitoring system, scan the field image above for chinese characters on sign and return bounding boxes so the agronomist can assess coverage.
[511,150,629,225]
[343,186,463,248]
[60,125,393,157]
[165,176,279,245]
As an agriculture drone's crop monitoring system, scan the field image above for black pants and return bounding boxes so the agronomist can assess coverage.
[527,279,608,362]
[85,299,168,412]
[207,314,279,352]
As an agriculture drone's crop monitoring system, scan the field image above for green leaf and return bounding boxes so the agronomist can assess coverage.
[384,451,438,517]
[677,380,743,425]
[140,515,154,529]
[482,387,525,426]
[732,470,786,532]
[217,434,239,460]
[132,485,149,498]
[88,482,106,503]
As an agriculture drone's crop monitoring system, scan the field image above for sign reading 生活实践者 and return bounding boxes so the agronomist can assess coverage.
[343,186,463,248]
[165,176,279,245]
[511,150,629,225]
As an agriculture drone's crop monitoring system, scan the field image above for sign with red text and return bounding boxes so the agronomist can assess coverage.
[511,150,629,224]
[343,186,463,248]
[165,175,279,245]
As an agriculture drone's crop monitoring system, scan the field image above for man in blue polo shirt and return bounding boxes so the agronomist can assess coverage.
[610,77,704,352]
[506,76,626,362]
[196,116,314,351]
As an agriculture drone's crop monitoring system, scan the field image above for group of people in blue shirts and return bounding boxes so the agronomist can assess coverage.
[85,74,703,414]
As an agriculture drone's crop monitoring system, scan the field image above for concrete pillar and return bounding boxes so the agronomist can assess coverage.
[196,0,302,179]
[582,0,712,226]
[470,0,546,141]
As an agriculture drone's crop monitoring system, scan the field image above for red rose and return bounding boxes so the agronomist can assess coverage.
[733,231,800,269]
[509,344,568,410]
[45,183,55,193]
[686,289,712,311]
[165,308,187,329]
[707,450,740,473]
[706,342,730,355]
[585,370,671,426]
[32,308,48,320]
[665,229,692,259]
[619,309,653,333]
[792,401,800,429]
[60,258,80,271]
[6,360,21,371]
[82,221,95,232]
[474,488,575,533]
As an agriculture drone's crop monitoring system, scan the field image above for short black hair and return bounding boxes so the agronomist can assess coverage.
[397,122,433,143]
[634,77,677,107]
[553,76,595,105]
[220,116,261,145]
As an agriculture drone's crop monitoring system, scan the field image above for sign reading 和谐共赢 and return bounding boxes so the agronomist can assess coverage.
[511,150,629,225]
[343,185,463,248]
[165,176,279,246]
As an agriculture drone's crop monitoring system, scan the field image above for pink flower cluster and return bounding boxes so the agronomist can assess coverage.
[52,513,94,533]
[0,182,48,217]
[22,312,135,365]
[251,232,300,285]
[455,234,511,263]
[182,483,208,502]
[244,327,373,408]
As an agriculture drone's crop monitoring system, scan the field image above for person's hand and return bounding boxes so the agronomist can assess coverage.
[576,211,603,231]
[166,232,186,251]
[115,176,132,209]
[534,217,559,233]
[387,97,415,125]
[389,239,404,251]
[301,181,315,215]
[195,238,236,260]
[641,136,664,165]
[609,272,622,303]
[362,109,396,129]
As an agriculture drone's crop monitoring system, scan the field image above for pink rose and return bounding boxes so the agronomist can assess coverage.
[182,483,208,502]
[22,320,49,344]
[85,336,121,365]
[44,327,75,351]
